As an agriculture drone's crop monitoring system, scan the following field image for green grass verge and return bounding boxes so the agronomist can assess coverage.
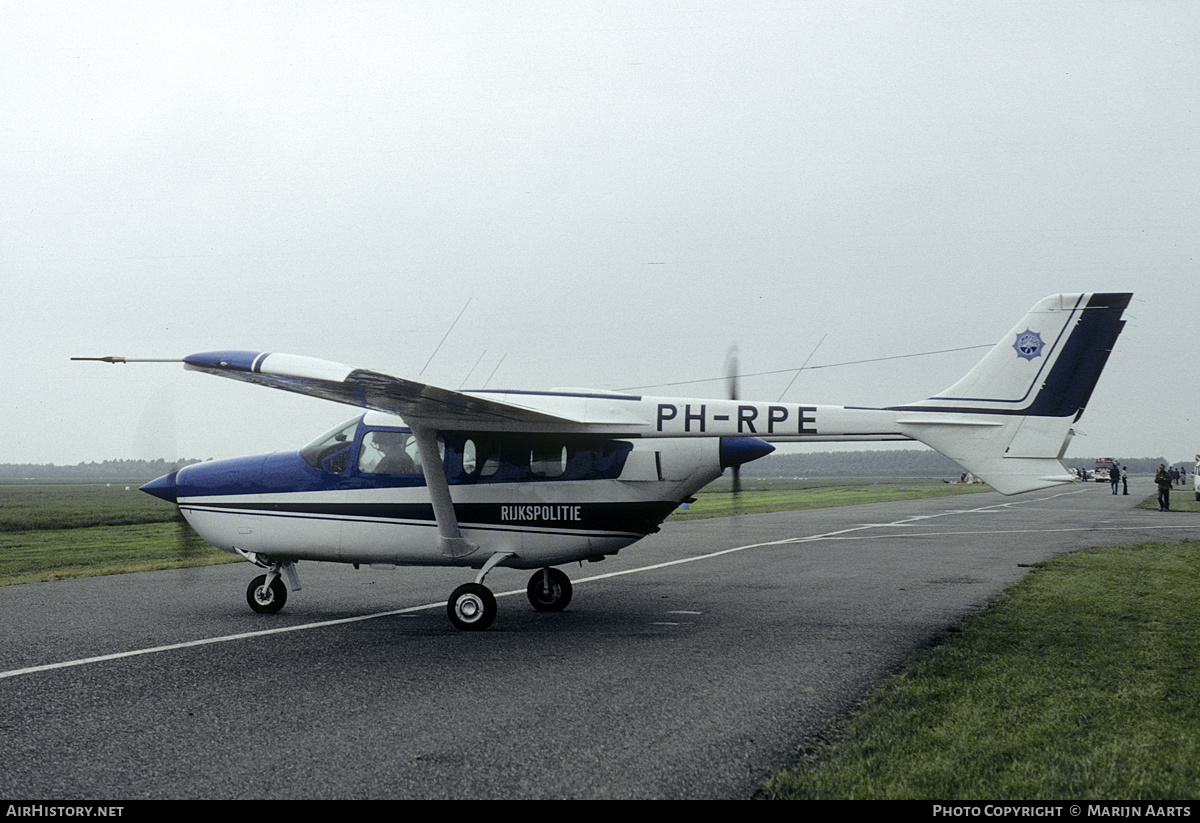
[0,480,238,586]
[1135,491,1200,513]
[669,478,992,520]
[759,539,1200,800]
[0,480,179,531]
[0,518,237,586]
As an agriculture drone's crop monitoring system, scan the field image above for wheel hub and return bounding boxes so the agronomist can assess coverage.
[456,595,482,621]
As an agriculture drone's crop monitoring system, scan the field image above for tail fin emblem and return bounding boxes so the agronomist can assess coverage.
[1012,329,1044,361]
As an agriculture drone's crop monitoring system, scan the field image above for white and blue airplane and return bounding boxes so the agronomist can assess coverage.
[79,292,1129,630]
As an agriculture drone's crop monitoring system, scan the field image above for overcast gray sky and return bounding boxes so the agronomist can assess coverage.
[3,1,1196,466]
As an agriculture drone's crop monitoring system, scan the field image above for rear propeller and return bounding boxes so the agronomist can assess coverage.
[726,345,743,506]
[719,346,779,512]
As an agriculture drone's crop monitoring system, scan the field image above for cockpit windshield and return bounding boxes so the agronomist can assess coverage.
[300,417,361,469]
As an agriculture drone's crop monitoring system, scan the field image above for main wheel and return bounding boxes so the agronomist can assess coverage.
[527,567,572,612]
[247,575,287,614]
[447,583,497,631]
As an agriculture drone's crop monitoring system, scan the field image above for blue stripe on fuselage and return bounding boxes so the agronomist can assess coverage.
[175,452,332,498]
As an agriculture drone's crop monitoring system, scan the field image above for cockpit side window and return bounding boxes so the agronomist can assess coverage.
[300,418,360,470]
[358,431,422,475]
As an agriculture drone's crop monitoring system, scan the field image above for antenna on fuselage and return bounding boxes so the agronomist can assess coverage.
[70,357,182,363]
[419,298,472,378]
[481,353,507,389]
[460,350,488,389]
[615,343,992,393]
[777,333,827,402]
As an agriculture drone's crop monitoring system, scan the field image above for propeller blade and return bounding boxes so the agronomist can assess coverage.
[726,344,739,402]
[726,344,741,510]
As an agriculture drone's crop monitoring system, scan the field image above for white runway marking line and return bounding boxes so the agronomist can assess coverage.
[569,488,1100,585]
[0,603,446,681]
[0,487,1152,682]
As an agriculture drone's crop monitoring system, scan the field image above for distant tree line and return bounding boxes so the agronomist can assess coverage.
[0,459,203,481]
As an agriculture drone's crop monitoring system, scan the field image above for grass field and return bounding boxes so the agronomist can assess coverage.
[669,477,991,520]
[759,533,1200,799]
[0,519,232,585]
[0,480,235,585]
[1135,487,1200,513]
[0,480,179,531]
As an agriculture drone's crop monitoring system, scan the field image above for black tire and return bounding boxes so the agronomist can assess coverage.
[527,567,572,612]
[247,575,287,614]
[447,583,497,631]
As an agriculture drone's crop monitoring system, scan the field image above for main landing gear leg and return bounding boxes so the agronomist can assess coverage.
[446,552,513,632]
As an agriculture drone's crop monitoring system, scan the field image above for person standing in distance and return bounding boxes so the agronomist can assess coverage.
[1155,463,1172,512]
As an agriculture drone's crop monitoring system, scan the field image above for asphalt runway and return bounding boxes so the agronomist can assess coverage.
[1,479,1195,799]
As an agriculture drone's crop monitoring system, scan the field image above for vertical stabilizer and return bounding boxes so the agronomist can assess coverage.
[897,293,1130,494]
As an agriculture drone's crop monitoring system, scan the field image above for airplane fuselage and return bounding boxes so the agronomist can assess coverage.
[153,411,772,570]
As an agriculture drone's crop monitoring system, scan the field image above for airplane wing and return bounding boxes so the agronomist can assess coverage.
[79,292,1130,497]
[180,351,649,434]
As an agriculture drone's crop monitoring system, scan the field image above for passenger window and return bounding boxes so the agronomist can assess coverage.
[530,444,568,478]
[463,438,500,477]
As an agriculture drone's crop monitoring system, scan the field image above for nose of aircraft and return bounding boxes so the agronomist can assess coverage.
[140,470,178,504]
[718,436,775,469]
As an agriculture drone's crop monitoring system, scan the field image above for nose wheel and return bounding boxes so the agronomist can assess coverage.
[247,574,287,614]
[242,559,300,614]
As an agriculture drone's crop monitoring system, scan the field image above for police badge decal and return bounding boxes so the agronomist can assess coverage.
[1012,329,1044,361]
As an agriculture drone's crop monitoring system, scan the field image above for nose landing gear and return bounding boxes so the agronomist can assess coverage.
[241,556,301,615]
[247,574,287,614]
